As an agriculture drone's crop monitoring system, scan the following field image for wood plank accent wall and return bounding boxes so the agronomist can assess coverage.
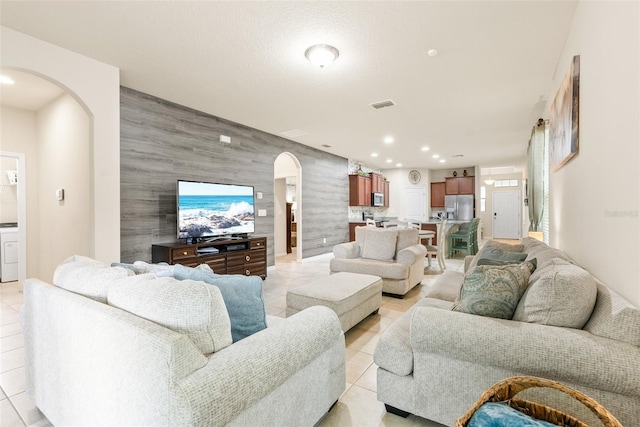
[120,87,349,265]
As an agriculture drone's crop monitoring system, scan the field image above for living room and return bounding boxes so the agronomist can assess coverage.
[1,1,639,426]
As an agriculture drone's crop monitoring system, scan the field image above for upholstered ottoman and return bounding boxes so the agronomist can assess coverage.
[286,272,382,332]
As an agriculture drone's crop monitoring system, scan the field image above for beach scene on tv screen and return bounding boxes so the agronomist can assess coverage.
[178,181,254,238]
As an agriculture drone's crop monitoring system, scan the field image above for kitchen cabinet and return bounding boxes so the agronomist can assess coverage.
[371,173,384,193]
[349,174,372,206]
[445,177,475,195]
[349,222,380,241]
[383,181,389,207]
[430,182,446,207]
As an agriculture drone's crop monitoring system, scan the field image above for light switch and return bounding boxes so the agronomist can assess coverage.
[220,135,231,144]
[56,188,65,201]
[258,209,267,217]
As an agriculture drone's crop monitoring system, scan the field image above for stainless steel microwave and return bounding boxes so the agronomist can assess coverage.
[371,192,384,207]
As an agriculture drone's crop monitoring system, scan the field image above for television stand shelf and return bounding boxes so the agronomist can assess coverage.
[151,236,267,279]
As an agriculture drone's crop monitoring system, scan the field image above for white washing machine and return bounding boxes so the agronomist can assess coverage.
[0,225,19,282]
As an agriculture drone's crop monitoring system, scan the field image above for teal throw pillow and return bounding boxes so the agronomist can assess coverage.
[468,402,556,427]
[477,257,537,274]
[480,247,528,263]
[453,262,533,319]
[173,264,267,342]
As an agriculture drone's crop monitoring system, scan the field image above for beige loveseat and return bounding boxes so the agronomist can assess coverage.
[21,256,345,426]
[330,226,427,297]
[374,238,640,426]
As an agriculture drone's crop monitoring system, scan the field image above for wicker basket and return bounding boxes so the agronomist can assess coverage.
[455,376,623,427]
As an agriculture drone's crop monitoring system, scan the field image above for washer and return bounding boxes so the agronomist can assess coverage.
[0,224,19,282]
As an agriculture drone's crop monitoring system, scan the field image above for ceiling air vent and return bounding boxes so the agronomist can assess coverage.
[452,154,464,158]
[370,99,396,110]
[321,144,332,148]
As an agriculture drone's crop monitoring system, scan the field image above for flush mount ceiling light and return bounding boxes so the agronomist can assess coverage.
[305,44,339,68]
[0,75,15,85]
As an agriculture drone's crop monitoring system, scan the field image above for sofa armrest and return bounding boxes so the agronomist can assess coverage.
[464,255,475,272]
[333,241,360,259]
[174,305,344,425]
[396,244,427,265]
[410,307,640,397]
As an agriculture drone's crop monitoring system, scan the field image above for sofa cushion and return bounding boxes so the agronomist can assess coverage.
[108,275,232,354]
[330,257,409,280]
[584,281,640,346]
[469,246,527,269]
[396,228,419,256]
[172,264,267,342]
[53,255,133,303]
[361,228,398,261]
[524,246,573,268]
[452,262,533,319]
[512,258,597,329]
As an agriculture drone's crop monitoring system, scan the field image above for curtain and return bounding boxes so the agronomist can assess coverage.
[527,124,545,231]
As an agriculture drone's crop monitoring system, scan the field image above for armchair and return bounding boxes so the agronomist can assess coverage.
[330,226,427,297]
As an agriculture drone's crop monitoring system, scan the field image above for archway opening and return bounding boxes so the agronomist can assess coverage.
[274,152,302,263]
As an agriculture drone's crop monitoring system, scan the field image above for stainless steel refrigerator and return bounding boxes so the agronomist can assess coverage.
[445,195,474,221]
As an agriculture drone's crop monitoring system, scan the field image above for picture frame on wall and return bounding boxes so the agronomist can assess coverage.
[549,55,580,172]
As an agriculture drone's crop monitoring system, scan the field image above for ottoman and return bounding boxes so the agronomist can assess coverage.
[286,272,383,332]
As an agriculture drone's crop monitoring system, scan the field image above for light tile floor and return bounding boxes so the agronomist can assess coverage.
[0,252,467,427]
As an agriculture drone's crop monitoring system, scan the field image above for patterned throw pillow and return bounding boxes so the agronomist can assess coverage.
[452,262,534,319]
[477,257,537,274]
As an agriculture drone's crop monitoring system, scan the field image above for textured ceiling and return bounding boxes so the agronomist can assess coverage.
[0,1,577,170]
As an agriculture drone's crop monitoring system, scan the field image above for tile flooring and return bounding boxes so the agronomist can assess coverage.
[0,251,467,426]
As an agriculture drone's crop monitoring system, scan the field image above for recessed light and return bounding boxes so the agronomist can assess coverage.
[432,154,440,159]
[421,146,430,152]
[384,136,394,144]
[371,152,378,157]
[427,48,438,57]
[0,76,15,85]
[386,159,392,163]
[439,159,446,163]
[396,163,402,167]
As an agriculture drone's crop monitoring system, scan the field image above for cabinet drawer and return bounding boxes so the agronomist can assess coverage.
[250,238,266,249]
[226,252,246,267]
[244,251,265,264]
[172,247,197,260]
[200,255,226,273]
[228,263,265,277]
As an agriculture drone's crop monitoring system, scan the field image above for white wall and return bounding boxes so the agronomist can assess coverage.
[547,2,639,306]
[0,156,19,222]
[383,168,431,221]
[37,94,91,281]
[1,26,120,265]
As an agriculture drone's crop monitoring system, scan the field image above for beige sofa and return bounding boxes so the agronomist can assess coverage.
[374,238,640,426]
[21,256,345,426]
[330,226,427,297]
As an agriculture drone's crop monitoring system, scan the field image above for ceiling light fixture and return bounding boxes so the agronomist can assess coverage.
[0,75,15,85]
[439,159,446,163]
[305,44,339,68]
[386,159,392,163]
[384,136,394,144]
[432,154,440,159]
[371,152,378,157]
[421,146,430,152]
[427,48,439,57]
[396,163,403,167]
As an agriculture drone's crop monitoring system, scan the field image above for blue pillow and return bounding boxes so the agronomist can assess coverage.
[468,402,556,427]
[172,264,267,342]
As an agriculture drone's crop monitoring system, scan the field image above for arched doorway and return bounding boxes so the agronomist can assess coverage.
[274,152,301,263]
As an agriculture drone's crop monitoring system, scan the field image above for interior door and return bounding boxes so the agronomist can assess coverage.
[404,187,426,222]
[492,190,521,239]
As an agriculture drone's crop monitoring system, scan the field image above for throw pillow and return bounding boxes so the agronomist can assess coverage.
[512,258,597,329]
[483,240,525,253]
[477,257,537,274]
[108,275,232,354]
[131,260,175,277]
[480,247,528,263]
[452,262,533,319]
[468,402,556,427]
[173,264,267,342]
[54,255,133,303]
[361,228,398,261]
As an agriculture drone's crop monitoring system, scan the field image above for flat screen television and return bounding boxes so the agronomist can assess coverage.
[177,180,255,240]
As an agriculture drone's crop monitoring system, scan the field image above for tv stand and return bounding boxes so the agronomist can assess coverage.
[152,236,267,279]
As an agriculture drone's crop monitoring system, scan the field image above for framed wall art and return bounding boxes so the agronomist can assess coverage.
[549,55,580,172]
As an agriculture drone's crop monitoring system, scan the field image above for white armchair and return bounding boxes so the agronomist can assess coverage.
[330,226,427,297]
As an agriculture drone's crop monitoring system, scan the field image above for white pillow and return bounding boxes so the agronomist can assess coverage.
[361,228,398,261]
[108,275,232,354]
[53,255,133,303]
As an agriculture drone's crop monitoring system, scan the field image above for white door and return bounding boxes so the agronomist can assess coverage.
[403,187,426,222]
[492,190,521,239]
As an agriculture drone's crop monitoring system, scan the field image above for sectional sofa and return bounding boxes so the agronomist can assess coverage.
[374,238,640,426]
[21,256,345,426]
